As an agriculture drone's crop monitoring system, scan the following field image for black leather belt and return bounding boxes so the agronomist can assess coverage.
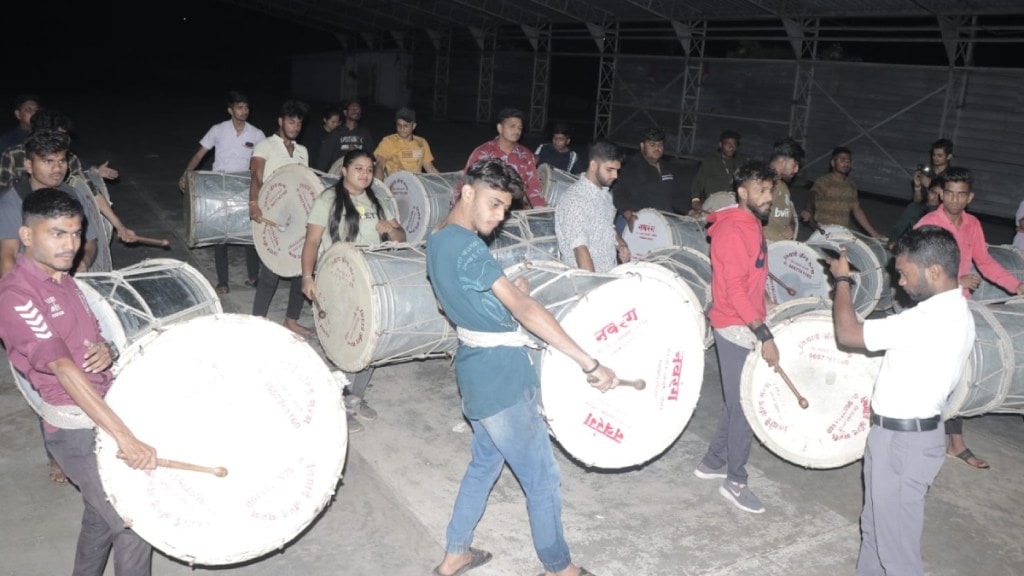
[870,412,941,432]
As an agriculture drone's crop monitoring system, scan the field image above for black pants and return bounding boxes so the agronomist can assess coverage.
[251,264,305,321]
[214,244,260,286]
[944,416,963,435]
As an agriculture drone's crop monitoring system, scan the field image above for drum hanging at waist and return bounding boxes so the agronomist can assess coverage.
[740,297,883,469]
[184,170,254,247]
[621,208,708,259]
[313,241,456,372]
[946,298,1024,418]
[95,313,347,566]
[506,260,705,470]
[537,163,579,207]
[384,170,461,243]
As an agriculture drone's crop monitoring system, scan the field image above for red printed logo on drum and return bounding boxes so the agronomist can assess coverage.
[583,412,624,443]
[668,350,683,401]
[783,250,816,280]
[345,306,365,347]
[264,381,316,429]
[264,182,290,208]
[826,395,870,442]
[407,206,423,235]
[246,464,318,520]
[261,225,281,256]
[636,223,657,240]
[594,307,638,342]
[757,388,789,433]
[296,182,319,213]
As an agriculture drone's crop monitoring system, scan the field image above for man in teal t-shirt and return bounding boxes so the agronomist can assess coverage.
[426,159,620,576]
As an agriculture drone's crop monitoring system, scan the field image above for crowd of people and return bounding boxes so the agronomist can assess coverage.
[0,88,1018,576]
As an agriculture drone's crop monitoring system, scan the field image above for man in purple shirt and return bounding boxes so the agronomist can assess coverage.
[914,166,1024,471]
[452,108,546,209]
[0,188,157,575]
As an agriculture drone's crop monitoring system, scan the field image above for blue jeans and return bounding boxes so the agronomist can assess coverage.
[444,384,571,572]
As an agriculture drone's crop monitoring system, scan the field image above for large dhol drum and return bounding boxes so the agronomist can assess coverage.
[184,170,253,248]
[740,297,884,469]
[947,298,1024,418]
[74,258,223,362]
[313,242,455,372]
[700,190,736,215]
[765,240,831,306]
[622,209,708,258]
[806,225,890,318]
[95,314,347,566]
[537,163,579,206]
[971,244,1024,302]
[507,261,705,469]
[609,261,708,349]
[253,164,339,277]
[66,176,113,273]
[628,245,713,348]
[488,208,560,271]
[384,170,462,243]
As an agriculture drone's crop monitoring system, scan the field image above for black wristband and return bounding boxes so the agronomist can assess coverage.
[752,323,773,343]
[834,275,855,286]
[582,358,601,374]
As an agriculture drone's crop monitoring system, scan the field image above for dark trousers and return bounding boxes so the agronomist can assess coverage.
[251,264,305,321]
[701,332,755,484]
[944,416,963,435]
[44,428,152,576]
[213,244,260,287]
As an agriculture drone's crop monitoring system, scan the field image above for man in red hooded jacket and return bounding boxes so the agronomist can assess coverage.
[693,160,778,514]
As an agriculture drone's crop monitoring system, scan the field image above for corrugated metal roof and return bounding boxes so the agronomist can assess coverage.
[222,0,1024,33]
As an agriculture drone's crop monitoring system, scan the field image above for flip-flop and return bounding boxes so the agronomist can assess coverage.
[433,548,492,576]
[536,567,597,576]
[949,448,990,470]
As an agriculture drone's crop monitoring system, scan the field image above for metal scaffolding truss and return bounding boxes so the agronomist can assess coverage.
[429,29,453,120]
[787,18,819,145]
[592,22,620,141]
[529,24,553,133]
[474,26,499,124]
[675,20,707,156]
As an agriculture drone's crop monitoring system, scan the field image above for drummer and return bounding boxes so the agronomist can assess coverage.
[0,188,157,575]
[426,159,618,576]
[693,160,778,514]
[249,99,314,337]
[300,149,404,432]
[372,107,440,181]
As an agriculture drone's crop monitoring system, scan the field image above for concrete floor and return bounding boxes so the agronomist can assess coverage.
[1,89,1023,576]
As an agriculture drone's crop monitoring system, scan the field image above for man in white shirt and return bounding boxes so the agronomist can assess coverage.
[830,225,975,576]
[179,91,265,293]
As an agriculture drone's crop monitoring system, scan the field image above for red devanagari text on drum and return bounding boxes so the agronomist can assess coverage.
[668,350,683,401]
[826,395,870,442]
[583,412,625,443]
[593,307,639,342]
[756,388,789,432]
[783,250,817,280]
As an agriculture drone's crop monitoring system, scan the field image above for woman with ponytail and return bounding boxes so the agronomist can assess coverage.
[301,148,404,432]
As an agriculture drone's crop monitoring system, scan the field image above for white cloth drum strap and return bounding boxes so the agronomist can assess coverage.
[38,402,95,430]
[715,324,757,350]
[456,326,545,350]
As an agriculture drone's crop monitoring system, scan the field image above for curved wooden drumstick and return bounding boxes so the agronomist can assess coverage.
[768,272,797,296]
[130,235,171,248]
[587,376,646,390]
[259,217,286,232]
[157,458,228,478]
[309,293,327,319]
[775,365,809,409]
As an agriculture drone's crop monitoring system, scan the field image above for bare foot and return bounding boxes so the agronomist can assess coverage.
[49,459,68,484]
[284,319,314,338]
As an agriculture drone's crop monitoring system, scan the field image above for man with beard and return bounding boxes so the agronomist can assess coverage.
[693,160,778,514]
[612,127,685,234]
[0,188,157,575]
[801,147,884,238]
[829,226,973,575]
[248,99,313,337]
[426,159,618,576]
[764,137,804,242]
[555,140,629,272]
[914,166,1024,471]
[316,99,376,172]
[690,129,740,215]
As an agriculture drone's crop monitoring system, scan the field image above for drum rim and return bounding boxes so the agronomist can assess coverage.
[252,164,326,277]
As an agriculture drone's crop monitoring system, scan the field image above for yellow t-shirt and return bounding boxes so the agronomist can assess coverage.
[374,134,434,175]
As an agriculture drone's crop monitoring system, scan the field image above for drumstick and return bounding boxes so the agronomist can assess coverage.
[775,364,809,409]
[309,293,327,319]
[259,217,286,232]
[157,458,229,478]
[130,235,171,247]
[768,272,797,296]
[587,375,646,390]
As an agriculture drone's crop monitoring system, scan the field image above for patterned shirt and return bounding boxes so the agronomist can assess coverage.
[555,175,618,272]
[810,172,858,228]
[453,138,545,208]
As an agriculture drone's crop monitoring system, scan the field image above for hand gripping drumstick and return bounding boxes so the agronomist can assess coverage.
[587,375,646,390]
[157,458,229,478]
[130,235,171,248]
[768,272,797,296]
[309,293,327,319]
[775,365,809,409]
[259,217,287,232]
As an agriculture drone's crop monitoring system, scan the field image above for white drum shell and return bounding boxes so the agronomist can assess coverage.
[622,209,708,259]
[384,170,461,243]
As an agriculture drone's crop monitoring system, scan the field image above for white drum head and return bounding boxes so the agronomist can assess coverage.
[610,261,708,348]
[766,240,831,305]
[95,314,347,566]
[385,170,460,243]
[806,225,885,318]
[740,297,883,469]
[512,267,705,469]
[622,209,708,259]
[253,164,330,277]
[537,163,579,206]
[701,190,736,214]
